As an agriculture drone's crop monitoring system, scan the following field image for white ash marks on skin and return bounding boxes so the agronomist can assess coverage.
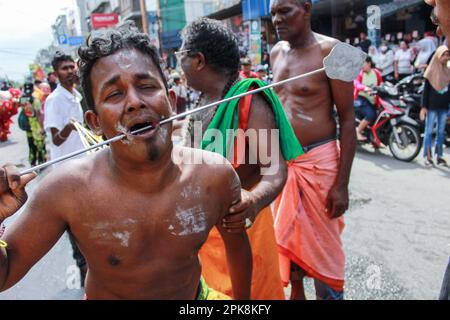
[157,125,170,142]
[180,183,202,201]
[170,205,207,236]
[116,122,132,145]
[86,220,137,246]
[112,231,131,247]
[114,50,133,70]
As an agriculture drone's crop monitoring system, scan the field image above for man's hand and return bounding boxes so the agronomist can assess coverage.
[223,189,259,233]
[420,107,427,122]
[0,165,36,221]
[326,183,349,219]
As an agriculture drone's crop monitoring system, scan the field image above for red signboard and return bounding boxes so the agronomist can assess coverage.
[91,13,119,29]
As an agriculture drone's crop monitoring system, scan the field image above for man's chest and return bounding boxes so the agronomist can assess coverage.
[273,52,329,99]
[71,185,222,260]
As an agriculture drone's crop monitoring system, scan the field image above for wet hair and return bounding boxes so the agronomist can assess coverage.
[51,51,75,71]
[78,21,168,111]
[181,18,240,77]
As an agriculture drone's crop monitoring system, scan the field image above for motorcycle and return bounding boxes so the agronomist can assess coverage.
[396,73,450,147]
[355,83,422,162]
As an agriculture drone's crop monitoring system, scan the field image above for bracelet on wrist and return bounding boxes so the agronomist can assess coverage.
[58,131,69,140]
[0,223,7,248]
[0,223,5,238]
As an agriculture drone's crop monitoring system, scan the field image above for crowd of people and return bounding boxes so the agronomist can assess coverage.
[0,0,449,301]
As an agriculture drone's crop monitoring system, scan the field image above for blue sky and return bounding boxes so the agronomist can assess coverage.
[0,0,74,81]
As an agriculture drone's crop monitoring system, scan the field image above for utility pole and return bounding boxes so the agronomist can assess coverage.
[156,0,163,57]
[140,0,149,34]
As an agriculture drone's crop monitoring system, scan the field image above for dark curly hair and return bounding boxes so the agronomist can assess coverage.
[51,51,74,71]
[181,18,240,77]
[78,21,168,111]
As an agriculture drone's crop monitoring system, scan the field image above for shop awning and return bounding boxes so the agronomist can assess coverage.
[378,0,423,18]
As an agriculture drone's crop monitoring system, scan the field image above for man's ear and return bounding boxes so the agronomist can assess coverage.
[168,89,177,116]
[303,2,312,16]
[195,52,207,71]
[85,110,103,136]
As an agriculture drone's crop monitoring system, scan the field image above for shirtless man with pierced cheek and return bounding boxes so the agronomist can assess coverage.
[0,23,252,300]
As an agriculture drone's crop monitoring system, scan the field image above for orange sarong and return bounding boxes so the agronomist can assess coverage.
[273,141,345,292]
[199,206,285,300]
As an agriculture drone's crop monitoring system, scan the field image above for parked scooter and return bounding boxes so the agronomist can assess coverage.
[355,82,422,162]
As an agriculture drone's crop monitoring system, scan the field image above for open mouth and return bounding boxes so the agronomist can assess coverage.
[128,120,159,136]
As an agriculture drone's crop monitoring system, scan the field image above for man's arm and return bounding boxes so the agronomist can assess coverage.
[216,167,252,300]
[0,165,70,291]
[44,97,76,146]
[225,94,287,229]
[328,77,356,219]
[50,124,76,147]
[394,52,399,80]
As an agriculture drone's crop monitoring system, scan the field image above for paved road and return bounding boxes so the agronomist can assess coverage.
[0,116,448,300]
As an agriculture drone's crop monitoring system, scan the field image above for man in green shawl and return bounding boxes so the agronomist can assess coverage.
[178,17,303,299]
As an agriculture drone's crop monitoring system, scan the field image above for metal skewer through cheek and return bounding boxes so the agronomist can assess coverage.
[19,42,366,176]
[19,68,325,176]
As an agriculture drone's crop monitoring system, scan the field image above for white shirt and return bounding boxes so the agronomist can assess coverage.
[395,49,414,75]
[377,50,395,77]
[44,85,85,161]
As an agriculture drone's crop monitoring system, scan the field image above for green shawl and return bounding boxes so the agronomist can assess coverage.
[200,78,304,161]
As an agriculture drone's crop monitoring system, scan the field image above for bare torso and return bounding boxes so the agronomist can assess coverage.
[271,33,339,146]
[64,148,236,299]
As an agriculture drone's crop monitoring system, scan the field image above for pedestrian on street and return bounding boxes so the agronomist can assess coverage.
[376,42,396,82]
[43,51,87,287]
[425,0,450,301]
[394,41,415,82]
[420,46,450,167]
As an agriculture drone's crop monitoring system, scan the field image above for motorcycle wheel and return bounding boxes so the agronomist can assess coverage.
[388,124,422,162]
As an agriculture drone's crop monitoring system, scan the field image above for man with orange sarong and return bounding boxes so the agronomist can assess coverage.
[270,0,356,300]
[178,18,304,299]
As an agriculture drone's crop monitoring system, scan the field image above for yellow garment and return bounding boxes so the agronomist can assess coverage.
[200,206,285,300]
[197,277,232,300]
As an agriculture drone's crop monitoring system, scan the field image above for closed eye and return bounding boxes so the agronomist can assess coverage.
[105,91,122,101]
[139,85,156,90]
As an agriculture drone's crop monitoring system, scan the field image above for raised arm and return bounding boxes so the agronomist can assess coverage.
[0,165,69,291]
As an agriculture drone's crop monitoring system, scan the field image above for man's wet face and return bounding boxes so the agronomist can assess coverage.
[89,48,173,161]
[270,0,308,41]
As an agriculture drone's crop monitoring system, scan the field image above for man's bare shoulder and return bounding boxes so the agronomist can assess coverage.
[34,152,104,204]
[174,146,240,188]
[271,41,290,58]
[314,33,340,56]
